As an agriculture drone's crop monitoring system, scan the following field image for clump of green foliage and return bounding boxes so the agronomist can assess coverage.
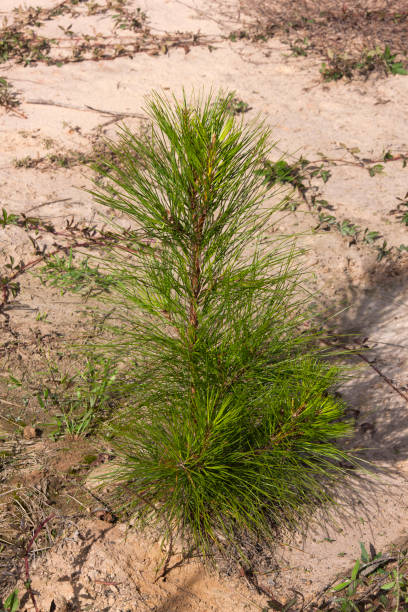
[1,589,19,612]
[35,250,115,297]
[391,192,408,227]
[320,542,408,611]
[0,77,20,111]
[320,45,408,81]
[259,158,309,194]
[89,91,352,555]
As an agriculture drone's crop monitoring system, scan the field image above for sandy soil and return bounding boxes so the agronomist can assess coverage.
[1,0,408,610]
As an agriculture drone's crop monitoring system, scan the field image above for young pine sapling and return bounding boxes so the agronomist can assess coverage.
[89,90,352,555]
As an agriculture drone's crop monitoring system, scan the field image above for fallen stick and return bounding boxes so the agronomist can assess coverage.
[25,99,145,119]
[26,197,72,213]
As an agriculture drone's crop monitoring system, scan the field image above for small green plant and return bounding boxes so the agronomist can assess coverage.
[318,213,337,227]
[0,25,51,65]
[35,250,116,297]
[337,220,359,238]
[376,240,392,261]
[390,192,408,226]
[88,90,353,555]
[368,163,384,177]
[0,77,20,111]
[325,543,408,611]
[112,6,146,31]
[14,155,37,168]
[321,46,408,81]
[363,229,382,244]
[38,356,118,439]
[225,96,251,115]
[381,45,408,75]
[290,37,310,56]
[35,310,48,322]
[259,158,308,194]
[0,208,19,227]
[1,589,19,612]
[320,54,354,81]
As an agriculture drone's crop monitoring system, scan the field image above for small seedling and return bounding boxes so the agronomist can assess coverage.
[390,192,408,226]
[35,311,48,322]
[319,169,331,183]
[0,208,19,227]
[363,229,382,244]
[376,240,392,261]
[112,6,146,31]
[259,158,308,195]
[382,45,408,75]
[337,220,359,237]
[320,54,353,81]
[36,251,115,296]
[321,46,408,81]
[224,96,251,115]
[228,30,248,42]
[0,77,20,111]
[41,356,118,439]
[14,155,37,168]
[290,37,310,56]
[317,213,336,227]
[328,543,408,611]
[368,164,384,177]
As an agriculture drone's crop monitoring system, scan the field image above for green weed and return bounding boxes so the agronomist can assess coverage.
[368,164,384,177]
[37,356,118,439]
[13,155,38,168]
[0,26,52,65]
[363,229,382,245]
[0,77,20,111]
[35,250,115,297]
[323,543,408,611]
[112,6,146,31]
[259,158,309,195]
[390,192,408,226]
[1,589,19,612]
[225,96,251,115]
[375,240,392,262]
[321,46,408,82]
[290,37,311,57]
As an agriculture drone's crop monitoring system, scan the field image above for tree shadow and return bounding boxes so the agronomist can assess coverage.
[325,258,408,465]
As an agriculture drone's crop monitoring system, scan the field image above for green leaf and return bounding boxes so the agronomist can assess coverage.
[364,230,381,244]
[351,559,360,581]
[333,579,352,592]
[381,581,396,591]
[320,169,331,183]
[383,45,392,60]
[3,589,19,612]
[368,164,384,177]
[359,542,370,563]
[390,63,408,75]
